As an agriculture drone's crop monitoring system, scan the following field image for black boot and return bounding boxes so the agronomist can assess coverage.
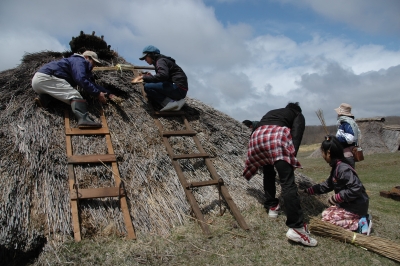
[71,99,102,128]
[34,94,52,108]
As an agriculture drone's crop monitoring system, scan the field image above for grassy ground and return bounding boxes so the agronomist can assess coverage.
[28,148,400,266]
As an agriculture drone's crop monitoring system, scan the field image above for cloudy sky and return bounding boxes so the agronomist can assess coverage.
[1,0,399,125]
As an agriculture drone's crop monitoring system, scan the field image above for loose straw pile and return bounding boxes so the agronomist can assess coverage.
[310,218,400,263]
[315,109,329,135]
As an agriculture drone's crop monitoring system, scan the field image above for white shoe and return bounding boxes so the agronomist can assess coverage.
[286,224,318,247]
[367,214,373,236]
[175,99,185,110]
[160,100,179,111]
[268,204,280,218]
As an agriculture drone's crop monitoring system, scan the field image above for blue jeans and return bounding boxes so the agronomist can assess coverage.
[144,82,187,105]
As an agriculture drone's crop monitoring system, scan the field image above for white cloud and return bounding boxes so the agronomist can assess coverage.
[276,0,400,35]
[0,28,67,70]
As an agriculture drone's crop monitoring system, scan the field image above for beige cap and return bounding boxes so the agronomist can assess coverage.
[334,103,353,116]
[82,51,101,64]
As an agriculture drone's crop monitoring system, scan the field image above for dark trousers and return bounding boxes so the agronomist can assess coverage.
[144,82,186,105]
[263,160,304,228]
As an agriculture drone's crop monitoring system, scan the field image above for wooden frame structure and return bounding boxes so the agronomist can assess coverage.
[132,70,249,235]
[64,110,136,241]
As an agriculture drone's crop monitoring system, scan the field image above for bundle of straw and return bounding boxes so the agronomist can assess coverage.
[310,218,400,263]
[315,109,329,135]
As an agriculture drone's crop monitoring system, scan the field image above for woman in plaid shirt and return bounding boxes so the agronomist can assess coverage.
[243,102,317,247]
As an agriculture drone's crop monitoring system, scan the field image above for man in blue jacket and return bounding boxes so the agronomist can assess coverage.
[132,45,188,111]
[32,51,114,128]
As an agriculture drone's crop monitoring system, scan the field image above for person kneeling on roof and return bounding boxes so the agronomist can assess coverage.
[31,51,115,128]
[132,45,188,112]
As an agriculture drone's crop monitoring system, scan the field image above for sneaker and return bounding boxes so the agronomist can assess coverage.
[268,204,280,218]
[160,100,179,111]
[175,99,185,110]
[286,224,318,247]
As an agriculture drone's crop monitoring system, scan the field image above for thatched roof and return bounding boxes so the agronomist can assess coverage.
[356,117,386,122]
[0,38,325,258]
[308,119,400,158]
[358,120,400,154]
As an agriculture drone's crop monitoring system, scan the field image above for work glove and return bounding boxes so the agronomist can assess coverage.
[303,187,313,195]
[328,194,338,205]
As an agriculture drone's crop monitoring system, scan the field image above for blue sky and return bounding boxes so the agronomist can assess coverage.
[1,0,399,125]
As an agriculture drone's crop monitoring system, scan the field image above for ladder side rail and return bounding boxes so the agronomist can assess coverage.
[182,116,250,230]
[152,118,211,235]
[133,72,217,234]
[101,112,136,240]
[64,110,82,241]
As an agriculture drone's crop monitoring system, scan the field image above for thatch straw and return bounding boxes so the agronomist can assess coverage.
[310,218,400,263]
[315,109,328,135]
[0,50,327,256]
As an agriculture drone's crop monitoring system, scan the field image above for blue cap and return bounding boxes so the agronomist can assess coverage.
[139,45,160,60]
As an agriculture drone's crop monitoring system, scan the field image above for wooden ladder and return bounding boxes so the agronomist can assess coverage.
[135,74,249,235]
[64,110,136,241]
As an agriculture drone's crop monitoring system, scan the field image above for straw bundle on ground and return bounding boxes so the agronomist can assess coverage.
[0,33,329,260]
[310,218,400,263]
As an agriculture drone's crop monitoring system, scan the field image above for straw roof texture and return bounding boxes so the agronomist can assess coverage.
[0,50,325,256]
[308,119,400,158]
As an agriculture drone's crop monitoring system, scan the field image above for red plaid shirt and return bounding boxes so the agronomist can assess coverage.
[243,125,301,180]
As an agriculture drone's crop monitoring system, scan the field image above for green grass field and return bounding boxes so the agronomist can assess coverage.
[30,149,400,266]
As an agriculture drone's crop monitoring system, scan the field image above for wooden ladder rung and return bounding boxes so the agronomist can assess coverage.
[186,179,223,189]
[68,154,116,164]
[70,187,124,200]
[162,130,197,137]
[64,109,136,241]
[66,127,110,135]
[153,110,185,117]
[134,71,248,235]
[172,153,210,160]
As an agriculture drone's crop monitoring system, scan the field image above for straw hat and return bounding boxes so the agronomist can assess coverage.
[334,103,353,116]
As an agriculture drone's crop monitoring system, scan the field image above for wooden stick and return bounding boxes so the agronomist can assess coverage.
[315,109,329,135]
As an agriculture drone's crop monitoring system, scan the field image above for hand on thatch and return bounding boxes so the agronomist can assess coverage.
[131,75,143,84]
[328,194,338,205]
[109,95,124,106]
[98,92,107,104]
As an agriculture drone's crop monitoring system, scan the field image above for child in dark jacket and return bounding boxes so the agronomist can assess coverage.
[304,135,372,235]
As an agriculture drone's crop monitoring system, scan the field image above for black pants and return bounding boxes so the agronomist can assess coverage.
[263,160,304,228]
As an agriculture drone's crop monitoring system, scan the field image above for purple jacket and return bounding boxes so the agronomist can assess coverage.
[306,160,369,216]
[142,54,188,90]
[37,54,110,96]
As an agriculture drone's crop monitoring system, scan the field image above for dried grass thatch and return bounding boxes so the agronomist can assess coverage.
[310,218,400,263]
[0,49,326,258]
[308,118,400,158]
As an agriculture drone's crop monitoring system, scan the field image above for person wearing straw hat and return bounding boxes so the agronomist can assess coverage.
[132,45,188,112]
[304,135,372,235]
[243,102,318,247]
[334,103,361,168]
[32,51,115,128]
